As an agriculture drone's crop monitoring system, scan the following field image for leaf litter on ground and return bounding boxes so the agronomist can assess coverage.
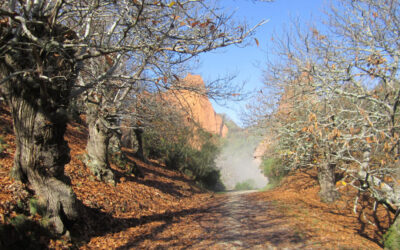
[0,105,389,249]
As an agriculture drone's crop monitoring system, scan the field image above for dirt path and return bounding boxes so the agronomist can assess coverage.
[190,191,307,249]
[213,190,280,248]
[111,191,310,249]
[83,186,381,249]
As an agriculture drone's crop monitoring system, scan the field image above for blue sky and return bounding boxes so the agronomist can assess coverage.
[194,0,327,126]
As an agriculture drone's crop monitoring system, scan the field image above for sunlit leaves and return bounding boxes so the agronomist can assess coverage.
[308,113,316,122]
[336,180,347,186]
[190,21,200,28]
[167,1,176,7]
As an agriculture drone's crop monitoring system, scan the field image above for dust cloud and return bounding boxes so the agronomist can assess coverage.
[217,132,268,190]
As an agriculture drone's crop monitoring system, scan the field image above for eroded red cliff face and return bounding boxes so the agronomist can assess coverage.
[171,74,228,137]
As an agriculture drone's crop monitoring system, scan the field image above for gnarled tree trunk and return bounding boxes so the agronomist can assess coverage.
[318,162,339,203]
[9,97,78,234]
[0,21,79,234]
[85,103,115,185]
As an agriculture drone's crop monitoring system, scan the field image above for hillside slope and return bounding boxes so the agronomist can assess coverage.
[0,105,386,249]
[0,105,212,249]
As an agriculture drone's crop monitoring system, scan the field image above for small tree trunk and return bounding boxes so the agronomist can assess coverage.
[134,128,145,161]
[318,162,339,203]
[85,104,115,185]
[121,128,136,149]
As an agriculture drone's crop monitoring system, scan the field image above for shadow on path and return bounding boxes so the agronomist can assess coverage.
[107,192,308,249]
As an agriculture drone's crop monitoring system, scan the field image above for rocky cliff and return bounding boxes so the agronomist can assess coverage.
[170,74,228,137]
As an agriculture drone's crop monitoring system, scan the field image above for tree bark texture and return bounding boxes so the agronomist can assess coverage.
[9,96,78,234]
[0,33,78,236]
[0,20,79,234]
[317,162,340,203]
[85,104,115,185]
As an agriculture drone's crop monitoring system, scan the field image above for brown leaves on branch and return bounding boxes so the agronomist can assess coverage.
[0,17,9,26]
[329,127,341,140]
[105,55,114,67]
[367,53,386,66]
[308,112,317,122]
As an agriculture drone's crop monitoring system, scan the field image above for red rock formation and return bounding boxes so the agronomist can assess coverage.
[170,74,228,137]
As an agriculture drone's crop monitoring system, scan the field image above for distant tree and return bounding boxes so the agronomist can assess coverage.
[0,0,266,234]
[121,90,188,160]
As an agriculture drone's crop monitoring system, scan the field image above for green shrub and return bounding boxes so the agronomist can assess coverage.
[384,219,400,250]
[188,140,223,190]
[109,151,129,169]
[29,198,46,217]
[143,127,224,190]
[143,129,176,161]
[261,157,288,189]
[109,151,141,177]
[10,215,29,232]
[234,179,256,191]
[163,136,223,190]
